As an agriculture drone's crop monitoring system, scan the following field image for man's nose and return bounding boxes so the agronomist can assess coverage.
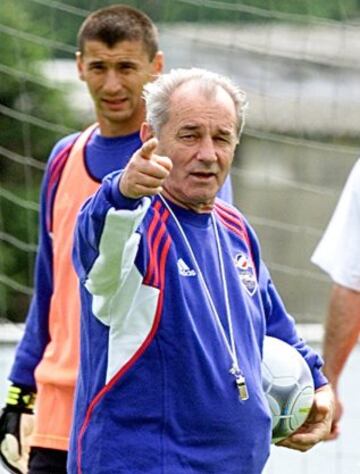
[103,70,123,93]
[196,136,217,162]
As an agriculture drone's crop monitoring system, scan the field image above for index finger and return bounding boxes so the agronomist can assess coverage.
[140,137,159,160]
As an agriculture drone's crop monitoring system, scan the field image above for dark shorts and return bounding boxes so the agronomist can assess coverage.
[28,447,67,474]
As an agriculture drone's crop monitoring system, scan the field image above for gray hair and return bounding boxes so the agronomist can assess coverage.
[143,67,248,138]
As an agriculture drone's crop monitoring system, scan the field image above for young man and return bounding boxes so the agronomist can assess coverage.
[69,68,334,474]
[0,5,166,474]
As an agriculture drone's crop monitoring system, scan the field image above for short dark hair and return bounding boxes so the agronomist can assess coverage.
[77,4,159,60]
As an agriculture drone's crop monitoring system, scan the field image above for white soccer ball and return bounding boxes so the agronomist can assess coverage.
[261,336,315,444]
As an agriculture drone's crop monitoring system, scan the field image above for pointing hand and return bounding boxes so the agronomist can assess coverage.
[120,138,172,199]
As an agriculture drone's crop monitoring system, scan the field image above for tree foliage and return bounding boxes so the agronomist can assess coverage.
[0,0,81,320]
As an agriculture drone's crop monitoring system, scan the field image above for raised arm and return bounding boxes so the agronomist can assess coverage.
[73,138,172,323]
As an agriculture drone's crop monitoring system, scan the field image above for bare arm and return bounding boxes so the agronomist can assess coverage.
[322,283,360,438]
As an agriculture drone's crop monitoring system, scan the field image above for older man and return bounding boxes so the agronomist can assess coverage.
[69,68,333,474]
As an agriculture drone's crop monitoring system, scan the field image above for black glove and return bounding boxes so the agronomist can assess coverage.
[0,385,35,474]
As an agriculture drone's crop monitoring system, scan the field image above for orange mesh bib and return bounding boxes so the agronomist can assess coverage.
[33,124,99,450]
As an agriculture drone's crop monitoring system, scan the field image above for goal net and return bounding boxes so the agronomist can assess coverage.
[1,0,359,326]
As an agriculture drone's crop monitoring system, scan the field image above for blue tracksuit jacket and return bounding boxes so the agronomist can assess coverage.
[69,171,327,474]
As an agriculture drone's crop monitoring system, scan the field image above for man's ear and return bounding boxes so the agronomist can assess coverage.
[151,51,164,77]
[75,51,85,81]
[140,122,154,143]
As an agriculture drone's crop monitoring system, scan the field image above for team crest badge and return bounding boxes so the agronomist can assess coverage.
[234,253,257,296]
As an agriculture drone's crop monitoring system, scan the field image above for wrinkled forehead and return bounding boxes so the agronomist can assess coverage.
[168,81,237,131]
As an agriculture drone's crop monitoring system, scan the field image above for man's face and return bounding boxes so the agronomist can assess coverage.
[77,40,163,137]
[157,82,238,212]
